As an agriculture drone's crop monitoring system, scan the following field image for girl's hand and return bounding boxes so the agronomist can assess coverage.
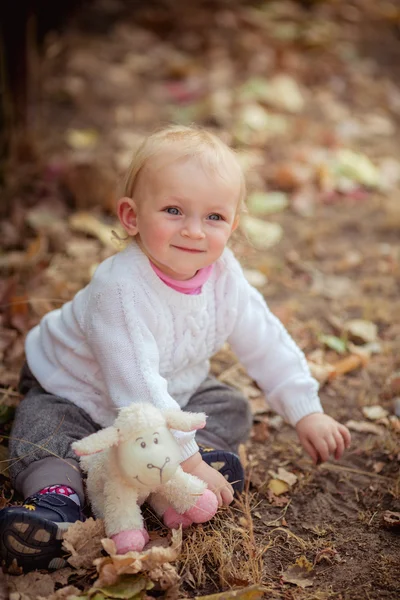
[295,413,351,464]
[181,452,234,506]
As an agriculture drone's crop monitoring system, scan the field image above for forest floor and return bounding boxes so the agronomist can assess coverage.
[1,1,400,599]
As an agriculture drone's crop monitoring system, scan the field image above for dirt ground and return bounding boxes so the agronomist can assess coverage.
[1,1,400,599]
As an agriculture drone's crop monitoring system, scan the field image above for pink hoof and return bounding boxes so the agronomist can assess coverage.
[112,528,149,554]
[163,506,194,529]
[185,489,218,523]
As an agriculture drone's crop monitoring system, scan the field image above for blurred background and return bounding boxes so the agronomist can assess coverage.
[1,1,400,597]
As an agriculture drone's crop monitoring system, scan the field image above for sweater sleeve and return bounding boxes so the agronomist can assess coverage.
[227,276,322,426]
[84,279,198,461]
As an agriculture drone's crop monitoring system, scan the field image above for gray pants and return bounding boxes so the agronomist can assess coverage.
[9,363,252,504]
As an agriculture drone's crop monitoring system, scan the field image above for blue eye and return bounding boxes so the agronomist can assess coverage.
[208,213,222,221]
[165,207,180,215]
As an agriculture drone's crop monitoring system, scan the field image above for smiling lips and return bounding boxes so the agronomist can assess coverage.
[172,246,205,253]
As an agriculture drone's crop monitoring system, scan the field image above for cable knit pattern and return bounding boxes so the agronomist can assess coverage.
[25,241,322,460]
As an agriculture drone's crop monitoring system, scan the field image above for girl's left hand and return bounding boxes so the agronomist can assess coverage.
[295,413,351,464]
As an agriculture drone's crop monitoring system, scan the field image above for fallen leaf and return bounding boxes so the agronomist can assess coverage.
[6,571,56,599]
[382,511,400,530]
[251,421,269,443]
[94,528,182,587]
[90,574,153,599]
[66,128,99,149]
[267,490,290,507]
[247,191,288,216]
[240,216,283,249]
[362,406,389,421]
[282,556,313,588]
[62,517,105,569]
[345,420,385,436]
[243,269,268,288]
[69,213,124,249]
[307,360,335,385]
[345,319,378,344]
[38,585,82,600]
[195,584,267,600]
[268,478,290,496]
[319,334,347,354]
[275,468,298,487]
[328,354,367,380]
[334,149,380,188]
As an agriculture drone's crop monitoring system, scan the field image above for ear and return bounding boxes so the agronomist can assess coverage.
[72,426,120,456]
[164,410,206,432]
[117,196,138,236]
[231,214,240,232]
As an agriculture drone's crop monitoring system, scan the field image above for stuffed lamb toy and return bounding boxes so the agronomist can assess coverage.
[72,403,218,554]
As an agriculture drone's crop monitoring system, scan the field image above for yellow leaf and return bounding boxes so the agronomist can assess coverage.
[268,479,290,496]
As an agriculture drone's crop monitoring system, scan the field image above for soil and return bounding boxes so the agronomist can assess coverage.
[1,1,399,599]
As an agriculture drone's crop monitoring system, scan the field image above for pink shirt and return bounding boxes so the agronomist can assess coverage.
[150,262,213,294]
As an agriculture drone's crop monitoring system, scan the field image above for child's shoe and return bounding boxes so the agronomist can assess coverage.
[0,493,84,572]
[199,446,245,494]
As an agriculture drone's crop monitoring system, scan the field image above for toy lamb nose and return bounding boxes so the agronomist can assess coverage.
[72,403,218,555]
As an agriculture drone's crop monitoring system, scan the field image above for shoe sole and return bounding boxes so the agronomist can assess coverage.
[201,450,245,494]
[0,510,71,571]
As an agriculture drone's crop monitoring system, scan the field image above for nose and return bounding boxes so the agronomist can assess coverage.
[181,217,205,240]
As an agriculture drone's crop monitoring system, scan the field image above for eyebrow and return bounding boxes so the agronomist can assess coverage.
[153,432,159,435]
[135,437,143,442]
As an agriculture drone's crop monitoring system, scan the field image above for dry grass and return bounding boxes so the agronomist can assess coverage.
[178,491,266,592]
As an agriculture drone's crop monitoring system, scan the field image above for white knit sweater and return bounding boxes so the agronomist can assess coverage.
[26,241,322,460]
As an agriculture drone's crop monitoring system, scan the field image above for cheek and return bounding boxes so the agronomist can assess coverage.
[207,227,232,250]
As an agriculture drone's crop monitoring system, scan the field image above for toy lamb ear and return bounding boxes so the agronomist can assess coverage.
[164,410,206,432]
[72,426,120,456]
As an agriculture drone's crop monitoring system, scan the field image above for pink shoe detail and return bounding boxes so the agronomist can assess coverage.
[185,489,218,523]
[163,506,194,529]
[111,528,149,554]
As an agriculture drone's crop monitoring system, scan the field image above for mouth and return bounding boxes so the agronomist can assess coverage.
[172,246,206,253]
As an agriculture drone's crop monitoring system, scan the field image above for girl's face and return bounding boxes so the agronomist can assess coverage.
[118,158,240,280]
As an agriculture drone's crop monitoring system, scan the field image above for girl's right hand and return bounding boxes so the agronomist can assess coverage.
[181,452,234,506]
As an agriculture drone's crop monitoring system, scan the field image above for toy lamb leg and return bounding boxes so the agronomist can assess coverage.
[72,404,218,554]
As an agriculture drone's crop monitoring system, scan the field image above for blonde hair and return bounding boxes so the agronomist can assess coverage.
[121,125,246,212]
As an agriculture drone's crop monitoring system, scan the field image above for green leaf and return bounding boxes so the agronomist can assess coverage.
[319,334,347,354]
[247,191,288,216]
[90,575,153,599]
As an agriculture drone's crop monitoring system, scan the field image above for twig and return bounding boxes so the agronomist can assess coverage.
[320,462,394,482]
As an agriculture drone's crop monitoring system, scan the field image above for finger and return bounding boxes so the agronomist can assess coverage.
[301,437,319,464]
[214,490,223,507]
[339,425,352,448]
[221,486,234,506]
[326,434,337,456]
[314,439,330,463]
[333,431,345,460]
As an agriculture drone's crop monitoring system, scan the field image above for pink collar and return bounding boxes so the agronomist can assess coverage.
[150,262,214,295]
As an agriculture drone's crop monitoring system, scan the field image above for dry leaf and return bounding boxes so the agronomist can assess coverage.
[251,421,269,443]
[345,420,385,436]
[268,479,290,496]
[94,528,182,587]
[37,586,82,600]
[362,406,389,421]
[195,584,267,600]
[282,555,314,589]
[69,213,123,249]
[62,517,105,569]
[307,360,335,385]
[274,467,298,487]
[328,354,367,380]
[240,216,283,250]
[345,319,378,344]
[382,511,400,529]
[6,572,55,599]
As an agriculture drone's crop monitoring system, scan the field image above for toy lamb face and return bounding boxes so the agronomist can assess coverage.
[72,404,218,555]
